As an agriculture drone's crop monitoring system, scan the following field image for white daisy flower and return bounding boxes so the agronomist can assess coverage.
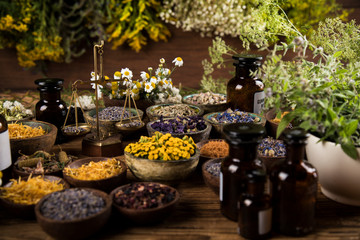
[160,58,165,64]
[155,68,162,77]
[121,68,133,80]
[172,57,183,67]
[144,82,154,93]
[140,71,149,81]
[3,101,13,109]
[162,68,171,76]
[114,71,121,79]
[150,76,158,84]
[13,101,23,109]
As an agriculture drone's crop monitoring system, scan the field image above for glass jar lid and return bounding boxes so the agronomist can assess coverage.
[223,123,265,145]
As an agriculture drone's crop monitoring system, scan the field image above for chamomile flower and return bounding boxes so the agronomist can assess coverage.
[140,71,149,81]
[160,58,165,64]
[172,57,183,67]
[121,68,133,80]
[144,82,154,93]
[162,68,171,76]
[150,76,158,84]
[114,71,121,79]
[155,68,162,76]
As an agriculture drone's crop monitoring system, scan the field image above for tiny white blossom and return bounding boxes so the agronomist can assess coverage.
[172,57,184,67]
[144,82,154,93]
[140,71,149,80]
[121,68,133,80]
[160,58,165,64]
[3,101,13,109]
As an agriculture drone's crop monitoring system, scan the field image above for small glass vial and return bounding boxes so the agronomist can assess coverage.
[238,169,272,240]
[227,54,265,114]
[35,78,68,143]
[270,128,318,236]
[0,114,12,184]
[220,123,266,221]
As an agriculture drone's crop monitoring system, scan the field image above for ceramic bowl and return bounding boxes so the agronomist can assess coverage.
[124,149,200,183]
[202,158,223,195]
[146,103,204,121]
[146,119,212,143]
[62,157,127,193]
[0,175,68,218]
[182,93,228,114]
[110,182,180,224]
[35,188,112,240]
[84,107,143,135]
[9,120,57,161]
[203,111,266,135]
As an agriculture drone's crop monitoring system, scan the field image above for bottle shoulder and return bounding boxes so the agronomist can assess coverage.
[270,160,318,181]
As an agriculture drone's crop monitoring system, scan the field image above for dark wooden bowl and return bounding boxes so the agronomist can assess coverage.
[182,93,228,114]
[202,158,223,195]
[146,119,212,143]
[62,157,127,193]
[146,103,204,121]
[0,175,68,219]
[35,188,112,240]
[110,182,180,224]
[258,155,285,173]
[264,108,292,139]
[196,139,228,168]
[9,120,57,162]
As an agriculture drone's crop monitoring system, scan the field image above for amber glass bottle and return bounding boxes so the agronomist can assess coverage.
[220,123,265,221]
[238,169,272,239]
[0,114,12,184]
[35,78,67,143]
[270,128,318,236]
[227,54,265,114]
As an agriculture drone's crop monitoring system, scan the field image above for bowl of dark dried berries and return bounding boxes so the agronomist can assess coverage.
[182,92,228,114]
[147,116,212,143]
[111,182,180,224]
[257,137,286,171]
[202,158,223,195]
[146,103,204,121]
[35,188,112,240]
[203,108,266,134]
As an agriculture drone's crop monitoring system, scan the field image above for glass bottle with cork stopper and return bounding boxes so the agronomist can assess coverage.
[220,122,266,221]
[227,54,265,114]
[35,78,68,143]
[270,128,318,236]
[238,169,272,239]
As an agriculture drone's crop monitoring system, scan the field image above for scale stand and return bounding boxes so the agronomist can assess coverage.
[82,41,123,157]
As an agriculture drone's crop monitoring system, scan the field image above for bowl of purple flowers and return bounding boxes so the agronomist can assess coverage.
[146,116,212,143]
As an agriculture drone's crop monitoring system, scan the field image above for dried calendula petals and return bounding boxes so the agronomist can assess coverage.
[0,175,64,205]
[64,158,122,180]
[8,123,46,139]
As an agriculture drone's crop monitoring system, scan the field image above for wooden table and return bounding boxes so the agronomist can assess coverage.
[1,137,360,240]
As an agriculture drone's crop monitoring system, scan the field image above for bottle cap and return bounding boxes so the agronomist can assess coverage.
[245,169,267,183]
[35,78,64,91]
[283,127,309,145]
[223,123,265,144]
[232,54,263,67]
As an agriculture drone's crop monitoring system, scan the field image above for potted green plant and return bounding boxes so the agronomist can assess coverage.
[260,18,360,206]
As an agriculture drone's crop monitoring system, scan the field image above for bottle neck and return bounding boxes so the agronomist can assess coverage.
[286,143,305,164]
[235,64,258,79]
[229,144,258,162]
[246,182,265,196]
[39,91,61,101]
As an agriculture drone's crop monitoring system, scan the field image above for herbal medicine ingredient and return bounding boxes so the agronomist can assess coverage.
[270,128,318,236]
[227,55,265,114]
[220,123,265,221]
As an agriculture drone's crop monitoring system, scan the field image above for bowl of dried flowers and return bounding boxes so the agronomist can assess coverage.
[196,139,229,166]
[124,132,199,183]
[257,137,286,172]
[111,182,180,224]
[62,157,127,193]
[146,103,204,122]
[182,92,228,114]
[146,116,211,143]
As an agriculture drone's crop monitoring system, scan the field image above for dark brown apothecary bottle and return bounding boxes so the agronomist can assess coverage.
[0,114,12,184]
[238,169,272,239]
[227,54,265,114]
[220,123,266,221]
[35,78,67,143]
[270,128,318,236]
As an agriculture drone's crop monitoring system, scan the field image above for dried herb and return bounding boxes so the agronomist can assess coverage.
[150,116,206,134]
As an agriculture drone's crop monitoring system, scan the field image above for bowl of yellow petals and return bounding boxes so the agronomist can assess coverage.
[124,132,200,183]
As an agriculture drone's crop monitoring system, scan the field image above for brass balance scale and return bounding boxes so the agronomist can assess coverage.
[62,41,144,157]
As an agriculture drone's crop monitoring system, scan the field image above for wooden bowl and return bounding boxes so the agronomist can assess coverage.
[110,182,180,224]
[115,120,146,140]
[0,175,68,218]
[258,155,286,173]
[264,108,292,139]
[146,103,204,121]
[202,158,223,195]
[62,157,127,193]
[196,139,228,167]
[124,150,200,183]
[35,188,112,240]
[182,93,228,114]
[203,111,266,135]
[146,118,212,143]
[9,120,57,161]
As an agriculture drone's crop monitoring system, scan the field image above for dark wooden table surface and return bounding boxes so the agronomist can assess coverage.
[1,137,360,240]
